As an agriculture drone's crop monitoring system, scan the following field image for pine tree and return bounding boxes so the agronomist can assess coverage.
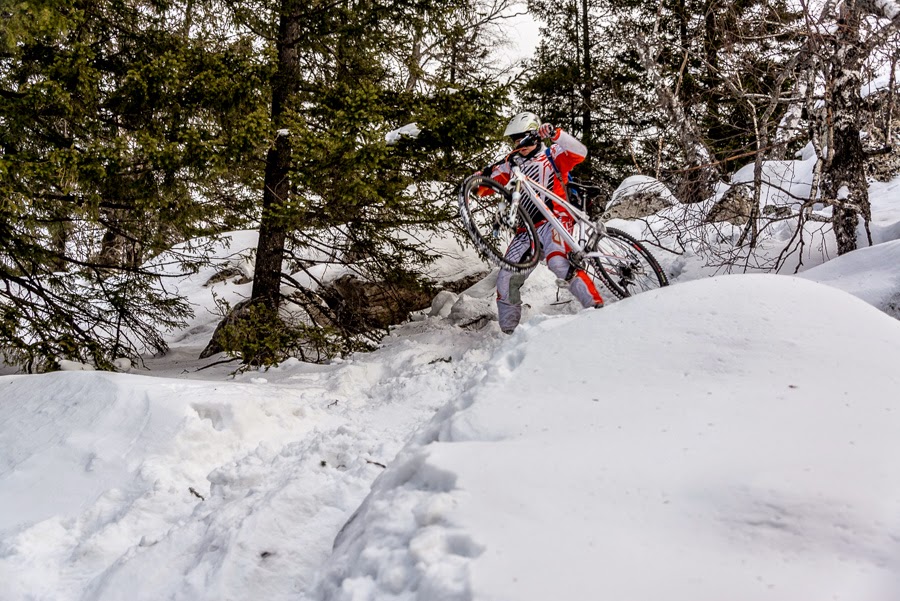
[1,0,514,369]
[519,0,802,200]
[230,0,510,364]
[0,0,268,370]
[517,0,681,193]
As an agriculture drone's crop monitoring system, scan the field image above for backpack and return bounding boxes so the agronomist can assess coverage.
[544,149,601,213]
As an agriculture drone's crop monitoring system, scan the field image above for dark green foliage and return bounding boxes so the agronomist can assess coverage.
[0,0,269,370]
[518,0,641,190]
[245,0,509,360]
[211,300,368,368]
[0,0,512,369]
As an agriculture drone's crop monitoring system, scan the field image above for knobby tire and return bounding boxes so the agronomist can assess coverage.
[587,227,668,299]
[458,175,541,273]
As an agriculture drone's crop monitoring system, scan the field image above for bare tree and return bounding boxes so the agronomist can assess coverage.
[633,31,722,203]
[804,0,900,254]
[388,0,521,92]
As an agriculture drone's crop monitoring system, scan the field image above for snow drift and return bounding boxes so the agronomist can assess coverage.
[319,275,900,601]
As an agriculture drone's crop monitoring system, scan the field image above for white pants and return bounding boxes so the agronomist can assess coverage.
[496,220,603,333]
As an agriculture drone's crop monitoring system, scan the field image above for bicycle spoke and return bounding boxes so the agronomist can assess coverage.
[458,175,540,273]
[586,228,668,299]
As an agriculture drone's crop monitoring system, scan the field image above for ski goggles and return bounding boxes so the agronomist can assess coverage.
[509,131,540,149]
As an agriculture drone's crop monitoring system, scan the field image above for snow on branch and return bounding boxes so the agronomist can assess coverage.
[385,123,421,145]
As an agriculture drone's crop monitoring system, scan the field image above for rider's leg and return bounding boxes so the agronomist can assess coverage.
[496,271,527,333]
[567,269,604,308]
[496,231,538,334]
[542,221,604,309]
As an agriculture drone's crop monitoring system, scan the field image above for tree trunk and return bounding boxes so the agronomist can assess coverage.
[49,220,70,272]
[251,0,300,312]
[827,103,870,254]
[580,0,592,149]
[823,1,872,255]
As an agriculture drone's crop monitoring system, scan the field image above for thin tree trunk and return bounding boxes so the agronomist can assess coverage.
[581,0,592,148]
[49,220,69,272]
[885,49,898,144]
[183,0,194,37]
[823,0,872,255]
[634,34,720,201]
[251,0,301,312]
[406,35,423,92]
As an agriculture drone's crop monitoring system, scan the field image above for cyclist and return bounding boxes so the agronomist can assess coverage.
[483,111,604,334]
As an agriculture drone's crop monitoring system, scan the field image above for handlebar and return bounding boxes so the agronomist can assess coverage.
[514,132,541,150]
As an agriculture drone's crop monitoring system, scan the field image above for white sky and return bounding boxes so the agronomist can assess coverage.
[504,10,542,63]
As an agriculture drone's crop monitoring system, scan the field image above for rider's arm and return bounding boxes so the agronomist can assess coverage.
[548,129,587,173]
[472,163,511,196]
[490,165,511,186]
[477,162,511,195]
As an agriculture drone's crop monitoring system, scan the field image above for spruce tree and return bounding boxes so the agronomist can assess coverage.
[233,0,509,364]
[0,0,268,370]
[519,0,801,200]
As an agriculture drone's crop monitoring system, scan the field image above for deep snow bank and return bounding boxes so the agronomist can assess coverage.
[319,275,900,601]
[0,306,510,601]
[798,238,900,319]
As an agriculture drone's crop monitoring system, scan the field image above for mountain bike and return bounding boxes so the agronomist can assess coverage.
[458,154,668,299]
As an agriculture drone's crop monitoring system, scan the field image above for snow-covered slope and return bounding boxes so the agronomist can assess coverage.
[319,275,900,601]
[3,267,899,600]
[798,239,900,318]
[2,167,900,600]
[0,316,508,601]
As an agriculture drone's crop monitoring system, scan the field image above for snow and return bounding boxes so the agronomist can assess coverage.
[798,239,900,317]
[2,168,900,600]
[729,152,818,209]
[57,360,96,371]
[0,314,509,601]
[870,0,900,24]
[320,275,900,601]
[385,123,421,144]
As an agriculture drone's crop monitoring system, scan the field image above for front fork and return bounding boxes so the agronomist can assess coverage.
[493,184,523,239]
[579,219,608,261]
[505,181,523,227]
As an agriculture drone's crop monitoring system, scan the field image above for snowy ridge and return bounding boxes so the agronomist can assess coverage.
[318,276,900,601]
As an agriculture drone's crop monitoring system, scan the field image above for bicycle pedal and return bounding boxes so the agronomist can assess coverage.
[566,252,585,270]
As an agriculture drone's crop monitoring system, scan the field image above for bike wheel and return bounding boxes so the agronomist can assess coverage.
[586,227,668,299]
[458,175,541,273]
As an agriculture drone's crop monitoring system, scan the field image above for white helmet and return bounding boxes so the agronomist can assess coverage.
[503,111,541,138]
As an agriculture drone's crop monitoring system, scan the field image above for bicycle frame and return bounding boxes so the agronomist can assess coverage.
[460,156,668,295]
[506,164,606,262]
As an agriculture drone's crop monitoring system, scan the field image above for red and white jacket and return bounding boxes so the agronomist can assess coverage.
[489,128,587,223]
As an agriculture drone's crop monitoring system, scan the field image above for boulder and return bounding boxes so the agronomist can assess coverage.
[705,183,753,225]
[321,274,433,333]
[605,175,677,220]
